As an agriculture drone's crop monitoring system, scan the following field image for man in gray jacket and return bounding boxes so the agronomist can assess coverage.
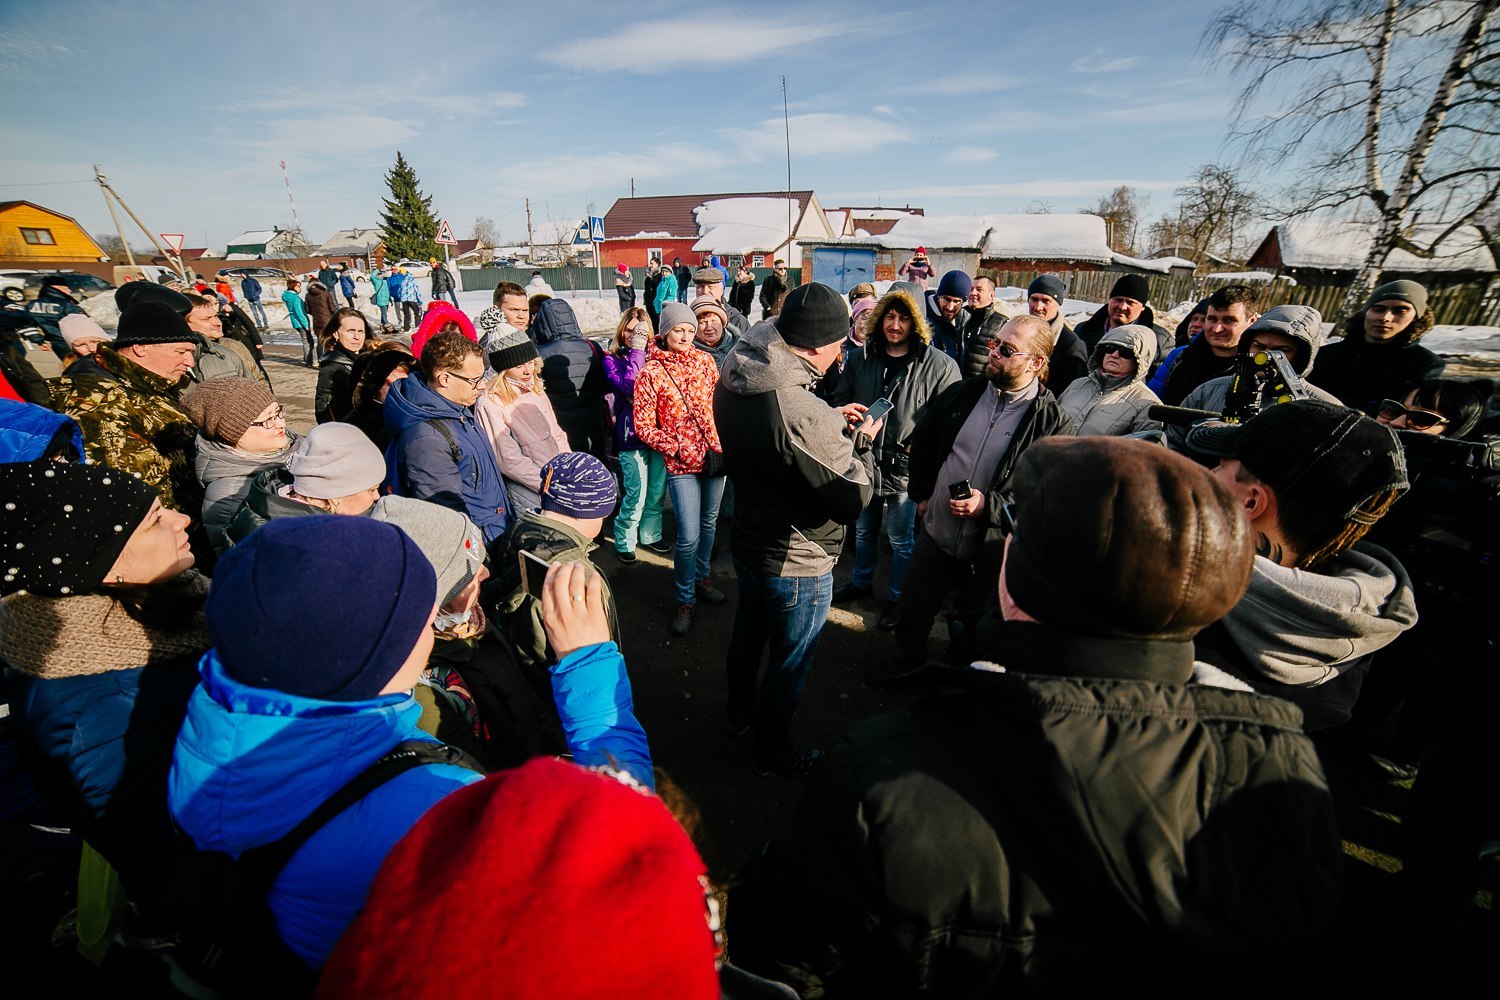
[184,292,272,392]
[1056,323,1163,436]
[715,283,882,776]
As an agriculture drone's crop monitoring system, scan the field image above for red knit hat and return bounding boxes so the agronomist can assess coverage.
[410,301,478,361]
[317,758,721,999]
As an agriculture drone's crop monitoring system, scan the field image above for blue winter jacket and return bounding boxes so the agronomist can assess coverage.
[168,651,481,967]
[240,276,262,302]
[1146,344,1188,397]
[549,641,654,789]
[653,271,678,312]
[339,272,355,298]
[383,373,511,542]
[0,399,83,463]
[281,289,310,330]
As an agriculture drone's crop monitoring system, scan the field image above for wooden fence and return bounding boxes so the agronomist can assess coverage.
[459,265,802,294]
[980,268,1499,326]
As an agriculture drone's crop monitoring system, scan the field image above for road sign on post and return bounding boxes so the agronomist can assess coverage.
[589,216,606,299]
[160,233,185,255]
[589,216,605,242]
[436,219,457,245]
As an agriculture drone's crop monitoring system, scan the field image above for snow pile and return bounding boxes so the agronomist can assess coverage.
[1110,252,1174,274]
[693,197,800,254]
[1150,256,1199,270]
[1275,220,1496,272]
[1425,324,1500,357]
[1206,270,1287,283]
[623,231,672,239]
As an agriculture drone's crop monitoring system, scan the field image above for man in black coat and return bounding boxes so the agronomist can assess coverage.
[729,435,1342,997]
[671,256,692,304]
[758,258,788,319]
[1026,274,1089,395]
[1073,272,1172,365]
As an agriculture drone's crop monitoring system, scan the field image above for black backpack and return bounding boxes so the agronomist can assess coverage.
[157,740,485,997]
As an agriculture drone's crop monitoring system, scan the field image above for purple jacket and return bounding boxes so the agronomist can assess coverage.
[602,347,646,451]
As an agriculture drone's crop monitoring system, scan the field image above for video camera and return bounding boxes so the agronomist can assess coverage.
[1148,349,1311,427]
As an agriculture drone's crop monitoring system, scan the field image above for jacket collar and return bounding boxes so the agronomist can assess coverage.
[970,619,1195,684]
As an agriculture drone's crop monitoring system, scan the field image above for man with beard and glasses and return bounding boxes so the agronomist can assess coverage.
[884,315,1073,677]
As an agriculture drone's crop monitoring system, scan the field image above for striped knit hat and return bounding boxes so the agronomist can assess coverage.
[539,453,618,519]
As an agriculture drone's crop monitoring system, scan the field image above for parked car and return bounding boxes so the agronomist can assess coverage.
[22,271,114,300]
[216,265,292,281]
[388,258,433,277]
[0,270,36,304]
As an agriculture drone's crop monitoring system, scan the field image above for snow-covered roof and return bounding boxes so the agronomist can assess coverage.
[1267,220,1496,272]
[985,215,1113,263]
[1111,252,1174,273]
[625,230,672,239]
[1150,256,1198,270]
[851,208,923,221]
[227,230,282,246]
[692,197,800,254]
[876,213,996,250]
[318,227,385,254]
[824,210,849,237]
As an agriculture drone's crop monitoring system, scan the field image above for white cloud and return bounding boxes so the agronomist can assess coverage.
[545,19,844,73]
[233,115,420,154]
[1069,53,1145,74]
[944,146,999,165]
[871,104,897,116]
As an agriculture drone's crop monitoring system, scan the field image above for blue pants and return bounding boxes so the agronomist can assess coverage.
[245,299,268,328]
[850,492,917,601]
[666,473,725,605]
[616,449,666,553]
[377,303,389,327]
[725,557,833,757]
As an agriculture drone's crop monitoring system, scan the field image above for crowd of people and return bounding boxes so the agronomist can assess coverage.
[0,258,1494,995]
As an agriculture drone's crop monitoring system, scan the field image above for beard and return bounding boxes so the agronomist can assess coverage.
[986,361,1031,391]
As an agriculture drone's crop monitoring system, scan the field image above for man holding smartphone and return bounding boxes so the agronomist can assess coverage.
[829,288,960,631]
[885,314,1073,677]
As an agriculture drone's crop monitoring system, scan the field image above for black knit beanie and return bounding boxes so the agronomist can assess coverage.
[115,301,202,348]
[775,283,847,349]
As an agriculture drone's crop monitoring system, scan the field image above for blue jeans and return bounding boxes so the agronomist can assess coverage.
[377,303,389,326]
[725,557,833,757]
[851,492,917,601]
[616,449,666,553]
[245,299,268,327]
[666,473,725,604]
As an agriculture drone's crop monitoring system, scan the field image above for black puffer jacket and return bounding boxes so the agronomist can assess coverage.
[530,298,608,457]
[314,345,360,423]
[1074,302,1172,366]
[730,620,1342,997]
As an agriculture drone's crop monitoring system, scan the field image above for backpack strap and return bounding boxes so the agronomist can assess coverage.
[236,740,484,895]
[425,417,464,465]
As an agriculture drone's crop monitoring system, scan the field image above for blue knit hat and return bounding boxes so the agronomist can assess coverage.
[540,453,618,519]
[936,270,973,299]
[207,517,438,701]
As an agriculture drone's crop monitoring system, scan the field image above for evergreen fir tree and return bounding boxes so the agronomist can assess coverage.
[379,151,441,261]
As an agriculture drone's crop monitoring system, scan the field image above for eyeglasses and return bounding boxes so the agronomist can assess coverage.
[444,370,487,389]
[1101,345,1137,362]
[987,339,1033,359]
[1377,398,1449,431]
[249,405,286,427]
[998,502,1017,538]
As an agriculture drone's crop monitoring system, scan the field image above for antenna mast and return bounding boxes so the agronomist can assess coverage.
[279,160,303,237]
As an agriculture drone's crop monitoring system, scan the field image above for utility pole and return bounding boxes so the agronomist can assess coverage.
[93,164,135,267]
[94,166,185,280]
[525,198,535,262]
[630,177,635,198]
[782,76,793,264]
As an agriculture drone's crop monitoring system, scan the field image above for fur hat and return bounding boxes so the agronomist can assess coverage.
[1003,436,1254,640]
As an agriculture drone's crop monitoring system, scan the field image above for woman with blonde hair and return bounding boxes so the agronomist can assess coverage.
[476,324,570,512]
[605,307,668,563]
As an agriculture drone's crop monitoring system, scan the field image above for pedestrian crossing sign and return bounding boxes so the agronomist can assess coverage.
[590,216,605,243]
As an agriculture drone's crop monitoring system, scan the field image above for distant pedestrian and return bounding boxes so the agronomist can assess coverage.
[730,260,756,317]
[316,259,338,293]
[239,272,269,330]
[898,247,935,288]
[758,259,788,320]
[338,265,357,309]
[282,278,316,367]
[370,267,391,327]
[430,258,459,307]
[614,262,635,313]
[672,257,692,304]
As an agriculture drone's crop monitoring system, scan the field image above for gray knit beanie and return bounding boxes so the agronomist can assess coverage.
[285,423,386,499]
[369,495,485,607]
[658,302,696,335]
[484,322,539,373]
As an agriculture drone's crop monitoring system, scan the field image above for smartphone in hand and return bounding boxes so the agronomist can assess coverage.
[948,479,972,500]
[858,397,894,434]
[518,550,551,600]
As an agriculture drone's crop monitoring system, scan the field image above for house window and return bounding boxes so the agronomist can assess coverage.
[20,228,56,245]
[647,247,663,265]
[752,254,766,267]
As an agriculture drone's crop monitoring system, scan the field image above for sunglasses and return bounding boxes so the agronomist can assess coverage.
[1377,399,1448,431]
[987,339,1033,359]
[998,502,1017,538]
[1101,345,1137,362]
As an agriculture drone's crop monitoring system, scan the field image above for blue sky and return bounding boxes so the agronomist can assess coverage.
[0,0,1257,251]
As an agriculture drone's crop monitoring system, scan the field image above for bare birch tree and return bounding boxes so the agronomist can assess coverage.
[1206,0,1499,316]
[1148,164,1262,264]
